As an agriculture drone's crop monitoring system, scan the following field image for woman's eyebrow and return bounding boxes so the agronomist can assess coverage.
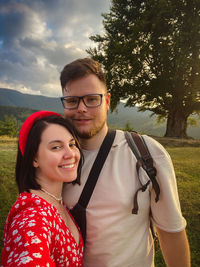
[48,140,62,144]
[48,138,75,144]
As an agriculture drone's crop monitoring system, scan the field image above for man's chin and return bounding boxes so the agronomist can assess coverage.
[76,130,94,139]
[72,125,92,139]
[75,123,106,139]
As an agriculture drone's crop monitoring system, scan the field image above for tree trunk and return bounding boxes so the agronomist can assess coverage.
[165,108,188,138]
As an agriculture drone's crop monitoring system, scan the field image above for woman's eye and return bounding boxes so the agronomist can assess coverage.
[69,142,76,148]
[51,145,62,150]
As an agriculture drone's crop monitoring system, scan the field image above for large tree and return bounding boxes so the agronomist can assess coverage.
[87,0,200,138]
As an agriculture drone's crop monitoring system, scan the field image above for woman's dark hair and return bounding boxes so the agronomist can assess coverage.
[16,115,84,193]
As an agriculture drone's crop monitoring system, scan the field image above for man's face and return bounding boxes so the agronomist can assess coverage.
[63,74,110,139]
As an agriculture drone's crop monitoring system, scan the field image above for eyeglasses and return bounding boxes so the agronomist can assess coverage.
[60,94,105,109]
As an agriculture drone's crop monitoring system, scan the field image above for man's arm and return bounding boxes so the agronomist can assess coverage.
[156,227,190,267]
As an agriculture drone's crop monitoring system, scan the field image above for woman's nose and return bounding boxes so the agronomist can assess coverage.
[63,147,74,158]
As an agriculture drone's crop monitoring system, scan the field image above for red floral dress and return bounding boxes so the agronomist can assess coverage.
[1,193,83,266]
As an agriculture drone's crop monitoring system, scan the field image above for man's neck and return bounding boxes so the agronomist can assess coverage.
[80,124,108,150]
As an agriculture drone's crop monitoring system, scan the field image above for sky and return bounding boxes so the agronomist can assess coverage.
[0,0,110,97]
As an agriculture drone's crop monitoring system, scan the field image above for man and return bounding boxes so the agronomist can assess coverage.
[60,58,190,267]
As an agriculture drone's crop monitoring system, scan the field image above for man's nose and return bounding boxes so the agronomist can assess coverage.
[77,98,87,113]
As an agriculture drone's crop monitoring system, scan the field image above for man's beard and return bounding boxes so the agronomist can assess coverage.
[75,121,106,139]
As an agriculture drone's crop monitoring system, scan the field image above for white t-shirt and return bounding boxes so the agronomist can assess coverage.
[63,130,186,267]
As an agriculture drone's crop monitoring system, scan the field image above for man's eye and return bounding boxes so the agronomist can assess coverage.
[66,98,77,104]
[87,96,98,103]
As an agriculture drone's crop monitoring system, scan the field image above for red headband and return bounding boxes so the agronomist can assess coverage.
[19,111,62,156]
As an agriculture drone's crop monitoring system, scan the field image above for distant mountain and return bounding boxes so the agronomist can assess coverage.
[0,88,199,138]
[0,88,63,113]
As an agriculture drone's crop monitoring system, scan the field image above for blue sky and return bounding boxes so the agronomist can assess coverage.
[0,0,110,97]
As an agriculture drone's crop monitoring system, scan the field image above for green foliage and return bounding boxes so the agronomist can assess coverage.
[187,116,200,127]
[0,105,37,122]
[123,122,134,131]
[166,147,200,267]
[0,139,18,257]
[0,115,20,137]
[87,0,200,137]
[0,105,40,137]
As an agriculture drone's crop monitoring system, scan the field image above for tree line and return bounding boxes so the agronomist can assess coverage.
[0,115,20,137]
[0,106,37,137]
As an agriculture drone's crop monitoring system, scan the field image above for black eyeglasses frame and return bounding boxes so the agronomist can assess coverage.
[60,93,105,110]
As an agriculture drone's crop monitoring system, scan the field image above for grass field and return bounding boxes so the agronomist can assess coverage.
[0,136,200,266]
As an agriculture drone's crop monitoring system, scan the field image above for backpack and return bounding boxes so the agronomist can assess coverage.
[70,130,160,244]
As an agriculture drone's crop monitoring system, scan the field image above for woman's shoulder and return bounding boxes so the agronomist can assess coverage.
[1,193,58,267]
[9,193,53,216]
[4,193,57,233]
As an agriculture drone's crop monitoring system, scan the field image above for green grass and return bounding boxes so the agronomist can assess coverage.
[154,146,200,267]
[0,138,200,266]
[165,147,200,266]
[0,138,18,259]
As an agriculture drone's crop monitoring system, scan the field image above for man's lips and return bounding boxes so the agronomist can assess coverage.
[73,118,92,124]
[73,116,92,120]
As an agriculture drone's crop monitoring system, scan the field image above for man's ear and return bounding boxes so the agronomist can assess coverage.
[105,93,111,111]
[33,158,39,168]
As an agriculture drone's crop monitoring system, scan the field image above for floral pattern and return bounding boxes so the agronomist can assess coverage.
[1,193,83,266]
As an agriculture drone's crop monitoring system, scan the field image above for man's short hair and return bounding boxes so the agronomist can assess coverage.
[60,58,107,91]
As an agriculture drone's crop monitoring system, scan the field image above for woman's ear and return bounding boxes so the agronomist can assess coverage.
[33,158,39,168]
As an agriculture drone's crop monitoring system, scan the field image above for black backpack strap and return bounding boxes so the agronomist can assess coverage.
[70,129,116,243]
[78,129,116,207]
[125,131,160,214]
[131,132,160,202]
[125,131,160,244]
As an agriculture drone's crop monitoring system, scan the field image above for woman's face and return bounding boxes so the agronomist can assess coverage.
[33,123,80,184]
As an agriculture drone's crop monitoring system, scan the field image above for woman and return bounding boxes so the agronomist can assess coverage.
[1,111,84,266]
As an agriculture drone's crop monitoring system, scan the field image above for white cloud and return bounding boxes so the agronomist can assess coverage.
[0,0,110,97]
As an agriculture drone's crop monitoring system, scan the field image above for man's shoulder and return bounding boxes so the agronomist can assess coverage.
[117,130,169,159]
[114,130,161,147]
[141,134,169,159]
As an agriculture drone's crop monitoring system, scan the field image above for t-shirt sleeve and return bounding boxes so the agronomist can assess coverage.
[1,207,56,267]
[143,135,186,232]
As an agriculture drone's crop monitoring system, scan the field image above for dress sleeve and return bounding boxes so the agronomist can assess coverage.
[143,135,186,232]
[1,207,56,267]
